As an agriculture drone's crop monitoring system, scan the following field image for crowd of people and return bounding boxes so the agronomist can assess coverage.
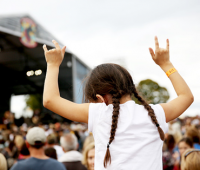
[1,110,200,170]
[0,36,199,169]
[0,111,95,170]
[163,116,200,170]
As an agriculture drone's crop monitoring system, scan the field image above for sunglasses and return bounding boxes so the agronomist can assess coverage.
[184,149,200,158]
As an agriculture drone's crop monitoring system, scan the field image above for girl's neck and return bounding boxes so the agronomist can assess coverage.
[120,94,132,104]
[96,94,132,105]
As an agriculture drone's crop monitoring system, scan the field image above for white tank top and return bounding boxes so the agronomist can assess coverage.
[88,100,168,170]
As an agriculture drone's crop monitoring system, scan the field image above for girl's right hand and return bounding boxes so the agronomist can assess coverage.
[149,36,171,67]
[43,40,66,67]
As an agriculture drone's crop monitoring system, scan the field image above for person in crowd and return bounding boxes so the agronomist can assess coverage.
[59,133,87,170]
[181,149,200,170]
[2,141,18,169]
[45,147,57,160]
[4,141,18,159]
[185,126,200,149]
[82,142,95,170]
[0,153,7,170]
[46,133,64,159]
[10,127,65,170]
[17,143,30,161]
[173,137,194,170]
[163,134,176,170]
[43,37,194,170]
[178,137,193,156]
[82,134,94,152]
[14,135,24,152]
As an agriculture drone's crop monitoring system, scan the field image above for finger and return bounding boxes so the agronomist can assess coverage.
[149,48,155,58]
[49,49,55,51]
[43,44,48,53]
[155,36,159,50]
[52,40,61,50]
[166,39,169,51]
[61,46,66,56]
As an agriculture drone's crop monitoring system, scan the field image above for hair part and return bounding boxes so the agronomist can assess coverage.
[186,127,200,144]
[30,141,45,149]
[84,63,165,168]
[0,153,7,170]
[82,142,95,168]
[165,134,175,151]
[60,133,78,152]
[47,134,57,145]
[179,137,193,148]
[45,147,57,160]
[20,143,30,156]
[83,134,94,151]
[181,148,200,170]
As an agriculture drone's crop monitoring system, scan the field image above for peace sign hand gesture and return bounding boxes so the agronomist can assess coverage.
[43,40,66,67]
[149,36,171,67]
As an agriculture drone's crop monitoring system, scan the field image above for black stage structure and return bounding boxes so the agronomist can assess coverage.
[0,14,90,119]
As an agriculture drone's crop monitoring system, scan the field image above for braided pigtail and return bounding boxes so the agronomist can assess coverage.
[132,86,165,141]
[104,92,121,168]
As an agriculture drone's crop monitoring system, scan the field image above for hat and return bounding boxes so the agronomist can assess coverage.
[26,127,46,145]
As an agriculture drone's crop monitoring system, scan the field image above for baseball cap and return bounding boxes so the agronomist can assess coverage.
[26,127,46,145]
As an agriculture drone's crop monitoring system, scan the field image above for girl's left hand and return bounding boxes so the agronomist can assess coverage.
[43,40,66,67]
[149,36,171,68]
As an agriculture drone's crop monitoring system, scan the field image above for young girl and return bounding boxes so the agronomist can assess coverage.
[82,142,95,170]
[178,137,193,156]
[173,137,193,170]
[43,37,194,170]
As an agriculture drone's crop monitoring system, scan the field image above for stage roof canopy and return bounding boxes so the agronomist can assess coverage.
[0,14,90,115]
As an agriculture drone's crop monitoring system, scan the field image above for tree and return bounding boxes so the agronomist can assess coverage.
[133,79,169,104]
[25,94,42,111]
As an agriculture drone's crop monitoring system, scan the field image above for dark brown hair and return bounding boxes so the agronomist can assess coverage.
[45,147,57,160]
[165,134,175,151]
[186,127,200,144]
[178,137,193,148]
[84,63,165,168]
[30,141,45,149]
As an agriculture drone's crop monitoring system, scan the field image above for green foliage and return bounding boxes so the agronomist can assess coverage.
[25,94,42,111]
[133,79,170,104]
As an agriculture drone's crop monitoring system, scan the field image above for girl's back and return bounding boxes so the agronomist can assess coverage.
[89,101,168,170]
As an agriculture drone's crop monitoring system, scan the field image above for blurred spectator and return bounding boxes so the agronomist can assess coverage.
[82,134,94,152]
[178,137,193,156]
[173,137,194,170]
[1,111,198,170]
[59,133,87,170]
[3,111,12,129]
[186,126,200,149]
[163,134,176,170]
[2,141,18,168]
[0,153,7,170]
[47,134,64,159]
[45,147,57,160]
[181,149,200,170]
[14,135,24,151]
[10,127,65,170]
[18,143,30,161]
[7,141,18,158]
[82,142,95,170]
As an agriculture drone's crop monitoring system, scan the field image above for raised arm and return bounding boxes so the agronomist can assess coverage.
[149,37,194,123]
[43,40,89,123]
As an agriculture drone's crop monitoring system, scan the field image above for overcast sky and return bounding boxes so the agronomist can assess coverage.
[1,0,200,118]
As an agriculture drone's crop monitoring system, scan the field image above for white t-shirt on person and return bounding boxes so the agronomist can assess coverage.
[88,100,168,170]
